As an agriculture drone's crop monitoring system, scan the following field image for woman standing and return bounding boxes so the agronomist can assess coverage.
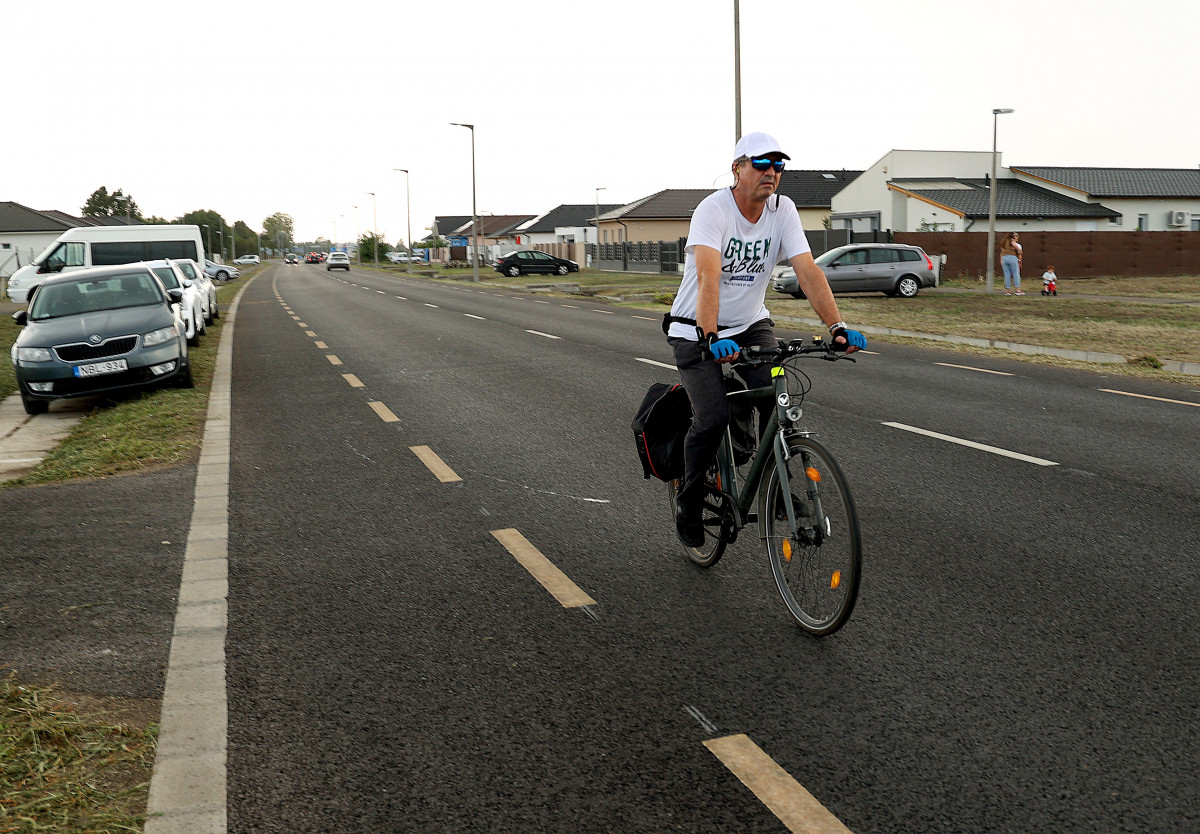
[999,232,1024,295]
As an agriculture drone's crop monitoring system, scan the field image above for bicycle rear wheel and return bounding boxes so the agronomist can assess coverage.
[760,436,861,635]
[667,473,728,568]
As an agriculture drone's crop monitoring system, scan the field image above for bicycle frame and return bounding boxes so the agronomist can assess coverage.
[711,365,809,540]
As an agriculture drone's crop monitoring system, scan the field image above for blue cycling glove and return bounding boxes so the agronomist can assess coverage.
[830,327,867,351]
[708,337,740,359]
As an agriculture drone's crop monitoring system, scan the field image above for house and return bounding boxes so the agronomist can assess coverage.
[1010,167,1200,231]
[775,170,863,230]
[0,201,93,279]
[517,204,622,246]
[440,215,536,261]
[596,189,711,244]
[831,150,1200,233]
[424,216,473,242]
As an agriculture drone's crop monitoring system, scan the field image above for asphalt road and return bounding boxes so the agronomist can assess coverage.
[3,262,1197,832]
[221,264,1198,832]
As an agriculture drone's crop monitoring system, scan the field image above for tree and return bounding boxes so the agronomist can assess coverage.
[262,213,295,252]
[82,186,143,221]
[357,232,391,264]
[233,220,258,258]
[177,210,230,261]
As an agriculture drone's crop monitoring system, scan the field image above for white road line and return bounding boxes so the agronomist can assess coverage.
[632,315,657,321]
[883,422,1058,466]
[526,330,561,339]
[561,304,578,308]
[1098,388,1200,408]
[534,300,550,304]
[342,374,364,388]
[325,354,343,366]
[704,735,852,834]
[490,529,596,608]
[424,303,439,308]
[936,362,1014,376]
[395,296,407,300]
[593,309,615,315]
[463,313,486,320]
[636,358,676,370]
[314,341,327,349]
[410,445,462,483]
[367,401,400,423]
[376,290,386,294]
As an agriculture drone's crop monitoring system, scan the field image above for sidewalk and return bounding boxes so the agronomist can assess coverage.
[0,394,92,480]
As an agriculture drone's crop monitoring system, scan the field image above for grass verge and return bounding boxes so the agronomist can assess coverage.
[0,674,157,832]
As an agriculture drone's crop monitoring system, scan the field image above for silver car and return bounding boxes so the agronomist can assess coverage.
[773,243,937,299]
[204,259,240,282]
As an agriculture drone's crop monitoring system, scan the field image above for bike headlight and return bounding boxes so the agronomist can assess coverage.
[16,346,53,362]
[786,406,803,422]
[143,326,177,347]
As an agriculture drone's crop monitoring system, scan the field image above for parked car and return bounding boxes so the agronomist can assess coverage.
[326,252,351,271]
[233,254,261,265]
[205,259,240,282]
[145,260,206,346]
[493,250,579,277]
[285,254,299,264]
[772,243,937,299]
[305,253,321,264]
[10,264,191,414]
[172,258,219,326]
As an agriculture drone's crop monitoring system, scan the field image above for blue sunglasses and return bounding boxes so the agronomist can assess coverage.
[749,157,785,172]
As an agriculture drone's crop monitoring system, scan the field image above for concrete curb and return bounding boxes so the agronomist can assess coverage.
[144,273,255,834]
[770,314,1200,373]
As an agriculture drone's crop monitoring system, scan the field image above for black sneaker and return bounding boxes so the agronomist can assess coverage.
[674,497,704,548]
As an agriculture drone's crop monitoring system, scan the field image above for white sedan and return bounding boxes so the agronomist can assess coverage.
[146,260,206,346]
[172,258,220,325]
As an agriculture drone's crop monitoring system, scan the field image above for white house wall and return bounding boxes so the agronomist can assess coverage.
[0,230,59,278]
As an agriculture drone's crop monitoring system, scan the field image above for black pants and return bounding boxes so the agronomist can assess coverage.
[668,319,777,505]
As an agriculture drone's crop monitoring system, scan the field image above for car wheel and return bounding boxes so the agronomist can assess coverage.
[212,298,220,320]
[895,276,921,298]
[506,265,521,277]
[197,313,207,337]
[21,393,49,415]
[204,303,214,325]
[556,264,569,276]
[216,270,229,281]
[187,319,201,347]
[176,358,194,389]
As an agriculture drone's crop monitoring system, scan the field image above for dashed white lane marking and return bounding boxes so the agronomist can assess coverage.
[424,303,439,308]
[342,374,364,388]
[1098,388,1200,408]
[936,362,1014,376]
[297,322,308,327]
[636,358,676,370]
[367,401,400,423]
[490,529,596,608]
[561,304,578,308]
[534,300,550,304]
[463,313,486,320]
[409,445,462,483]
[315,341,327,349]
[632,315,657,321]
[325,355,342,366]
[525,330,561,340]
[882,422,1058,467]
[704,735,852,834]
[305,330,317,337]
[858,349,880,355]
[593,309,615,315]
[395,296,407,300]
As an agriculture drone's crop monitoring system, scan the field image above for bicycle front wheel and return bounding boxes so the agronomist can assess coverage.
[760,436,861,635]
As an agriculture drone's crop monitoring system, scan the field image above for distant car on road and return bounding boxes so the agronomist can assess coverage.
[772,243,937,299]
[493,250,578,278]
[285,254,299,264]
[305,253,320,264]
[205,259,239,282]
[233,254,261,265]
[10,264,192,414]
[326,252,351,271]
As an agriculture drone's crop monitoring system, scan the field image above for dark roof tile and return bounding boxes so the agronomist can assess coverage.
[1012,167,1200,198]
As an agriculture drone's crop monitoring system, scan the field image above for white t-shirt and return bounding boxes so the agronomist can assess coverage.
[668,188,811,340]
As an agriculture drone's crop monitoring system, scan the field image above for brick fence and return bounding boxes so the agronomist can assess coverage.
[894,231,1200,279]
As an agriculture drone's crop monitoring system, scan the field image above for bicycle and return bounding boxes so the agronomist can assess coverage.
[667,338,863,636]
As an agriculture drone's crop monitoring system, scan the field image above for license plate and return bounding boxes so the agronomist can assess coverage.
[73,358,128,378]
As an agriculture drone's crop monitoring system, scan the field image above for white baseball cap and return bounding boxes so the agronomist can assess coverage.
[733,131,790,162]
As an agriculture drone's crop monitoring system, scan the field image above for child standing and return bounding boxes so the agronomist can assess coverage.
[1041,265,1058,296]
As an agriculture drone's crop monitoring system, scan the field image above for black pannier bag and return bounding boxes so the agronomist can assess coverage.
[632,377,756,481]
[632,383,692,481]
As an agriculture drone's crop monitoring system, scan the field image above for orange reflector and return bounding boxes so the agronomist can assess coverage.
[782,539,792,562]
[806,467,821,482]
[830,570,841,590]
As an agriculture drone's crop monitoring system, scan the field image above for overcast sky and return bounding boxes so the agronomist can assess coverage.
[6,0,1197,246]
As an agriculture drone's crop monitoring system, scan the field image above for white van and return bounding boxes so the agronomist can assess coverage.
[5,225,206,303]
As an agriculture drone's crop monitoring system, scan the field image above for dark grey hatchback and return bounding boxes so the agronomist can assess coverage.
[10,264,192,414]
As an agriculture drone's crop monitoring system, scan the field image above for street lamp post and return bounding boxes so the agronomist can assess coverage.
[733,0,742,144]
[986,107,1014,294]
[201,224,212,260]
[450,122,480,283]
[351,205,359,263]
[216,227,224,263]
[594,187,606,268]
[394,169,413,273]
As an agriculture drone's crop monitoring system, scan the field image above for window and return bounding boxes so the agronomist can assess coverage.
[92,240,199,266]
[898,249,922,262]
[1109,215,1122,226]
[833,250,868,267]
[44,241,86,270]
[868,248,898,264]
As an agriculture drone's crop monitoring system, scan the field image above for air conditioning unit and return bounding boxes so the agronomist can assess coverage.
[1167,210,1189,227]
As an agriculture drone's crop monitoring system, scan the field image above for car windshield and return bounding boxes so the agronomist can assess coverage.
[28,273,164,320]
[175,262,198,280]
[813,248,848,267]
[151,266,182,289]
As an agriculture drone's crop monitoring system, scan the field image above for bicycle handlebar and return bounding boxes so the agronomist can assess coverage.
[735,338,856,365]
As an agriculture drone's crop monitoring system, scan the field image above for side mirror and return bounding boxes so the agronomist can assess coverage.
[167,288,184,304]
[12,310,28,325]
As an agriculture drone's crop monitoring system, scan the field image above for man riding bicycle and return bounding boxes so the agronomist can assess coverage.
[666,131,866,548]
